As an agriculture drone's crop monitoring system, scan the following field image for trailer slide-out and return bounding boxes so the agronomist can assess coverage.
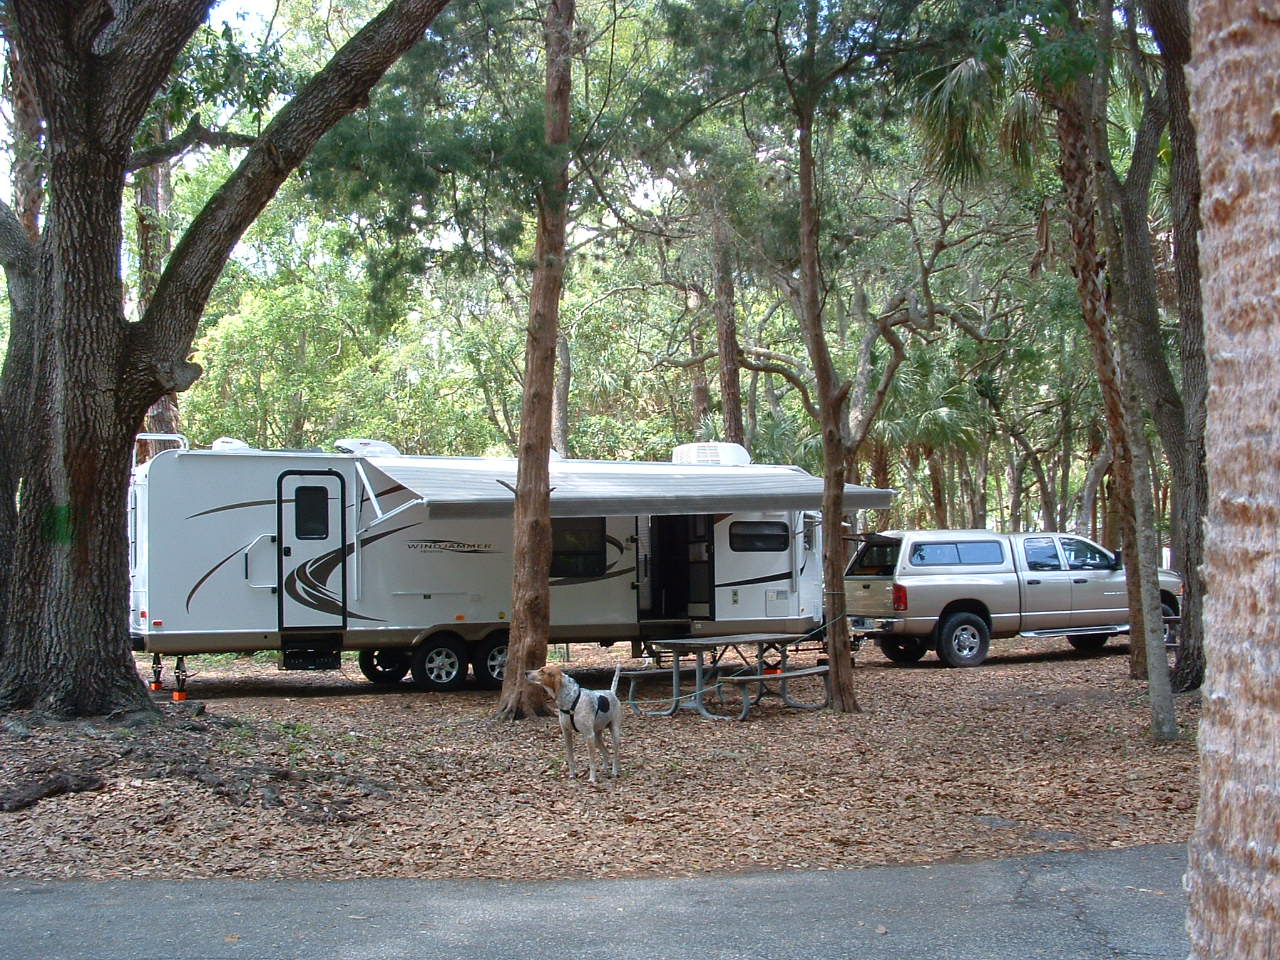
[129,438,893,691]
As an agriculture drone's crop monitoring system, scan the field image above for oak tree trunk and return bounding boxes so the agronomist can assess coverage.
[495,0,575,721]
[1185,2,1280,952]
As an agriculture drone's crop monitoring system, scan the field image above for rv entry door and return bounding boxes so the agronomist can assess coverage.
[277,471,348,632]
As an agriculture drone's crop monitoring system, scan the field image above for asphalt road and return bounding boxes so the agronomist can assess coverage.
[0,844,1188,960]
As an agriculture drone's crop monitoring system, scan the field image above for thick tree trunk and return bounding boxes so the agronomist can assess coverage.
[711,211,745,447]
[495,0,574,721]
[927,449,947,528]
[1185,0,1280,948]
[0,0,454,717]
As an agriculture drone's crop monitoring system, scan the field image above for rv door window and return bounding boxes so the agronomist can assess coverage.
[551,517,607,578]
[294,486,330,540]
[729,521,789,552]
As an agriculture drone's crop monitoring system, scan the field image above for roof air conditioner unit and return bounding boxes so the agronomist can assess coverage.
[671,442,751,466]
[211,437,252,451]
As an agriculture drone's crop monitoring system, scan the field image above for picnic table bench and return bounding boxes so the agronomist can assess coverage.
[717,664,831,720]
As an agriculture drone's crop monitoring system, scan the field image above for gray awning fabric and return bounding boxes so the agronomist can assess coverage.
[365,455,893,519]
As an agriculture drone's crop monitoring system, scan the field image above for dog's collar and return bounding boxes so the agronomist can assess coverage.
[559,686,582,732]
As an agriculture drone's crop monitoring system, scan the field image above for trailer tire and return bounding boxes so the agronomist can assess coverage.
[936,613,990,667]
[358,648,411,685]
[473,631,508,689]
[410,633,470,691]
[878,637,929,664]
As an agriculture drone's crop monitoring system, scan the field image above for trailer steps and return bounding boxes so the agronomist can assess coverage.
[280,633,343,670]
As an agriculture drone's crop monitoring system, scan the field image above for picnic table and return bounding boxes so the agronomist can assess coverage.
[622,633,830,721]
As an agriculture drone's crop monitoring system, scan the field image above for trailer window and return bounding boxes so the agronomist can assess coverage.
[294,486,330,540]
[729,521,789,552]
[551,517,607,578]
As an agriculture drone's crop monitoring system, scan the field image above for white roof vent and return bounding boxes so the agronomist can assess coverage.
[672,442,752,466]
[335,438,401,457]
[211,437,252,451]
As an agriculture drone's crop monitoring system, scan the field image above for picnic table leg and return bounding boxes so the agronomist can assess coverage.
[691,651,731,720]
[779,670,832,710]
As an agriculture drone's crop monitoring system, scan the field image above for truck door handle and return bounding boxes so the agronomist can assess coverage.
[1026,579,1041,585]
[1073,578,1087,584]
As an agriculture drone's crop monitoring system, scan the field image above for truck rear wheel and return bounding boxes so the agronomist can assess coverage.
[878,637,929,664]
[936,613,990,667]
[358,648,411,685]
[410,633,470,691]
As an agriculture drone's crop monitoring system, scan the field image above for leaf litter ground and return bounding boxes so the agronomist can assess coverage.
[0,637,1198,881]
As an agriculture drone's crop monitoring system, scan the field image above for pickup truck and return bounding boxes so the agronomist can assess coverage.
[844,530,1183,667]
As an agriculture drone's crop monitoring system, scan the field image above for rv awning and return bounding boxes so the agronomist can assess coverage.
[364,455,893,519]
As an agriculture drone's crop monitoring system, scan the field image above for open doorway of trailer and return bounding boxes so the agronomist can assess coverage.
[638,514,715,622]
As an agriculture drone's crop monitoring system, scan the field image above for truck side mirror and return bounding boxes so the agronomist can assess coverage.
[1111,549,1124,570]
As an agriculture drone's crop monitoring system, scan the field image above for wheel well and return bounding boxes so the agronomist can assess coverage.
[412,629,466,649]
[1159,591,1180,616]
[934,600,991,638]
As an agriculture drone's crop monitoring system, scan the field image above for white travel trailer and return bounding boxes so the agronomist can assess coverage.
[128,438,892,691]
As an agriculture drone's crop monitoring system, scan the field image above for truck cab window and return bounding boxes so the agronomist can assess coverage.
[1060,537,1112,570]
[551,517,607,578]
[1023,537,1063,571]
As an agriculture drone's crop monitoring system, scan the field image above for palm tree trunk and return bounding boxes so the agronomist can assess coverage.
[1185,0,1280,947]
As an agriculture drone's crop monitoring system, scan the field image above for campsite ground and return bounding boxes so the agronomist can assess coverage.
[0,637,1198,881]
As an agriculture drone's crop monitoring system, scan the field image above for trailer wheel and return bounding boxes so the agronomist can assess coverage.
[358,649,411,685]
[936,613,990,667]
[878,637,929,664]
[472,631,508,689]
[410,633,470,691]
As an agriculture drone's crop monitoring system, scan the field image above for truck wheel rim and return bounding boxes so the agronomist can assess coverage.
[424,648,461,682]
[953,626,981,657]
[486,646,507,680]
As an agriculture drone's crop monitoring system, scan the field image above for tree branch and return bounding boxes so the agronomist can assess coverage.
[126,116,258,172]
[131,0,452,408]
[738,347,819,421]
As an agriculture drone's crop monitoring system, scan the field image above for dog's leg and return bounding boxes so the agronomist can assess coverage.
[585,726,599,784]
[609,719,621,778]
[562,724,578,779]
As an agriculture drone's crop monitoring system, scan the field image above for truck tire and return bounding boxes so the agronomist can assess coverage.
[878,637,929,664]
[358,648,411,685]
[472,631,508,689]
[1066,634,1109,652]
[936,613,990,667]
[410,633,470,691]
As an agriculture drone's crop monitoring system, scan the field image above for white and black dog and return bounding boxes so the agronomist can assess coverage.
[526,663,622,783]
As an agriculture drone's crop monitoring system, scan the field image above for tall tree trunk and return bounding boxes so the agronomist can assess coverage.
[1054,95,1146,662]
[495,0,575,721]
[1185,2,1280,949]
[135,123,181,462]
[927,449,947,528]
[794,109,857,713]
[1145,0,1208,694]
[550,330,571,456]
[711,210,745,447]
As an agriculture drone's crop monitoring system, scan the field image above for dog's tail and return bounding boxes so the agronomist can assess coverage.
[610,663,621,694]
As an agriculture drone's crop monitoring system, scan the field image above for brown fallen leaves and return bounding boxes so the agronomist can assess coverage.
[0,638,1199,882]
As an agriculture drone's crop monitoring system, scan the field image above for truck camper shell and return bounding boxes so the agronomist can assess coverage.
[128,439,892,691]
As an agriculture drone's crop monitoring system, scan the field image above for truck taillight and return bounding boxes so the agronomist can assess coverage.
[892,584,908,611]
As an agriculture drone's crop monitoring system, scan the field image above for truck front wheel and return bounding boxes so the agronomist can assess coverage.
[936,613,990,667]
[878,637,929,664]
